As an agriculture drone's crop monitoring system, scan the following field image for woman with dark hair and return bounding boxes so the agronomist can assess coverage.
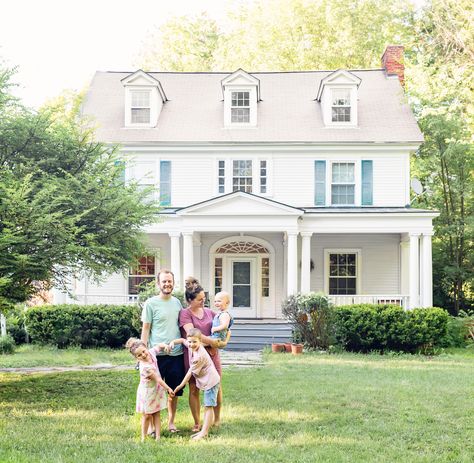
[179,277,230,432]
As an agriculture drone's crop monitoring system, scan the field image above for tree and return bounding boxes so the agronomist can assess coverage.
[408,0,474,313]
[135,0,416,71]
[0,68,160,311]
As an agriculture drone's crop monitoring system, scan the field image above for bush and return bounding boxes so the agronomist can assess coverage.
[332,305,449,353]
[6,305,28,345]
[0,334,16,355]
[282,293,334,349]
[25,304,141,348]
[440,316,474,348]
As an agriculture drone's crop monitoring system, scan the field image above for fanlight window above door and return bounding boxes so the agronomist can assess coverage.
[215,241,269,254]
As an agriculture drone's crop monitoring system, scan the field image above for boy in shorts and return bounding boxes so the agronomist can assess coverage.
[171,328,220,440]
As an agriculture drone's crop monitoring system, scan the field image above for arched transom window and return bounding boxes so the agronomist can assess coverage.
[215,241,269,254]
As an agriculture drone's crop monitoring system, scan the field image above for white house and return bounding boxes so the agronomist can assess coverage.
[64,45,437,318]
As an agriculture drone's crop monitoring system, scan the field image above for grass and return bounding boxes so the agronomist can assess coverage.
[1,351,473,462]
[0,344,131,368]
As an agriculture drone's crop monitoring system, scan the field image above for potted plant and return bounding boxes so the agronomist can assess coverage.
[291,342,304,355]
[271,342,285,353]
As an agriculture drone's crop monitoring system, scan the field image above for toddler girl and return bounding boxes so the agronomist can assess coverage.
[210,291,233,348]
[126,337,175,442]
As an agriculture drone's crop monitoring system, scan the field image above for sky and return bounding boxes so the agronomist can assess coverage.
[0,0,229,108]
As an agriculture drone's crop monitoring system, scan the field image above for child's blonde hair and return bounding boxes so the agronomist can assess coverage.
[125,337,146,355]
[187,328,202,339]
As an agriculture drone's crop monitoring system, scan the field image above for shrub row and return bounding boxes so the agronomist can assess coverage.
[283,293,451,353]
[332,304,449,353]
[25,304,141,348]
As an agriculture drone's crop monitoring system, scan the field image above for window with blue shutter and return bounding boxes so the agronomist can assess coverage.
[160,161,171,206]
[314,160,326,206]
[361,160,373,206]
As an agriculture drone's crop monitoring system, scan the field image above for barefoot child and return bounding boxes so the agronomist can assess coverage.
[126,337,175,442]
[210,291,233,348]
[171,328,220,440]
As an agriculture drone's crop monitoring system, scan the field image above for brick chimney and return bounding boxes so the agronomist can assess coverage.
[381,45,404,86]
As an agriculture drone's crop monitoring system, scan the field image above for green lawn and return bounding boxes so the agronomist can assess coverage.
[0,345,131,368]
[1,351,473,463]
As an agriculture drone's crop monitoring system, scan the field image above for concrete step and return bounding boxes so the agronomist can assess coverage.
[226,320,292,351]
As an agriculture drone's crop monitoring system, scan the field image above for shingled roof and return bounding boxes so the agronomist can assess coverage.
[81,69,423,144]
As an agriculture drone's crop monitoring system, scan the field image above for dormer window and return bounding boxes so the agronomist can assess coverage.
[131,90,151,124]
[121,70,167,128]
[331,89,351,122]
[316,70,361,127]
[222,69,260,127]
[231,91,250,123]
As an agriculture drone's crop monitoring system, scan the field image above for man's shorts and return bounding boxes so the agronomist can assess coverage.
[203,382,220,407]
[156,354,186,396]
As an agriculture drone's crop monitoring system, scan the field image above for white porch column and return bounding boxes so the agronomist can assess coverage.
[182,231,194,281]
[286,232,298,296]
[168,232,181,290]
[409,233,420,308]
[421,233,433,308]
[300,232,313,294]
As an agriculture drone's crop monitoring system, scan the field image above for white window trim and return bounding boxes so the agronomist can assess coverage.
[216,158,271,196]
[322,85,358,127]
[124,86,159,128]
[127,249,160,296]
[324,249,362,295]
[224,86,257,127]
[328,160,360,206]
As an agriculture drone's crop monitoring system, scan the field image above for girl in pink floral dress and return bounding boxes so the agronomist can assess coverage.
[126,338,175,441]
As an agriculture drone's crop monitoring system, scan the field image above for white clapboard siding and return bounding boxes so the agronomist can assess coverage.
[311,234,400,294]
[85,273,127,297]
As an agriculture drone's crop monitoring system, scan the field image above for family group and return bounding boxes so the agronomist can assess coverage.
[126,270,233,441]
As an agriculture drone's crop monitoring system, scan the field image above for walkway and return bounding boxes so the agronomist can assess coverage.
[0,350,264,374]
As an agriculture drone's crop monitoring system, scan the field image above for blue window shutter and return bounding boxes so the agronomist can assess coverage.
[361,160,373,205]
[160,161,171,206]
[314,160,326,206]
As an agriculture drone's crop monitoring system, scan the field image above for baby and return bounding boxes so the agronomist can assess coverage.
[210,291,233,348]
[172,328,220,440]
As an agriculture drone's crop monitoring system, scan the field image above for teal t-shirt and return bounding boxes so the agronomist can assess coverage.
[141,295,183,356]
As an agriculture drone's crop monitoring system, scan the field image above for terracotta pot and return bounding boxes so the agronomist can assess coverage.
[291,343,304,355]
[284,343,292,352]
[271,343,285,353]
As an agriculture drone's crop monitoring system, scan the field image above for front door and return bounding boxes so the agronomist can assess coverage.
[228,257,257,318]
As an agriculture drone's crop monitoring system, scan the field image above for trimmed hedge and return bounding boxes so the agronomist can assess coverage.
[332,304,449,353]
[25,304,141,348]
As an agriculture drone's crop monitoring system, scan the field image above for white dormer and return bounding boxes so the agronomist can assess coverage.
[121,70,167,128]
[316,70,361,127]
[221,69,260,127]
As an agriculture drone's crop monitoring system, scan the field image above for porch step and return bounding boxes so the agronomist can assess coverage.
[226,320,292,351]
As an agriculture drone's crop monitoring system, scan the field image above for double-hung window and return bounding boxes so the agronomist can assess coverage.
[131,90,151,124]
[328,252,358,295]
[231,91,250,123]
[218,160,226,194]
[331,162,355,205]
[232,160,253,193]
[331,89,351,123]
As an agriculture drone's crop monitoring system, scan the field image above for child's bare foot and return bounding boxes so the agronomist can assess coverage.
[155,435,161,441]
[191,432,208,441]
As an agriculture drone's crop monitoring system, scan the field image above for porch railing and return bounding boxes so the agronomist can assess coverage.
[328,295,409,309]
[73,294,140,305]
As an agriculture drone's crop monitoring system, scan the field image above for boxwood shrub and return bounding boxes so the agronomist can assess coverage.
[25,304,141,348]
[332,304,449,353]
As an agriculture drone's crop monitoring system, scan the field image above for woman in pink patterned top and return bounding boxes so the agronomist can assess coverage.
[179,277,231,432]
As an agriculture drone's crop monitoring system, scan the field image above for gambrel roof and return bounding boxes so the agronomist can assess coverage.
[82,69,423,144]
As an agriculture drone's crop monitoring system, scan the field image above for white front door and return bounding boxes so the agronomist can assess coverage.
[227,257,257,318]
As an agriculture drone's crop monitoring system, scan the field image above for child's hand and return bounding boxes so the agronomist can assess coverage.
[211,327,216,333]
[166,341,175,353]
[173,385,182,395]
[168,387,175,397]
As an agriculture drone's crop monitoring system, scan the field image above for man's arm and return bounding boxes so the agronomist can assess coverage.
[141,322,151,346]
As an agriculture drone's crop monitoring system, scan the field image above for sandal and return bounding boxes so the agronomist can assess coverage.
[191,424,201,433]
[168,425,180,434]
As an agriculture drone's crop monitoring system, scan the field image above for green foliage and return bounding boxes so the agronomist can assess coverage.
[136,0,415,71]
[0,334,15,355]
[0,67,161,308]
[332,304,449,353]
[439,316,472,348]
[282,292,334,348]
[25,304,141,348]
[6,305,28,345]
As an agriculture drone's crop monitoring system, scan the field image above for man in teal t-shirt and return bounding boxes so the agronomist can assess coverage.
[141,270,184,433]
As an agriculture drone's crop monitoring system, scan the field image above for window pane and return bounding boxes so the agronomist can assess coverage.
[131,108,150,124]
[231,108,250,123]
[131,91,150,107]
[233,262,250,284]
[233,286,251,307]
